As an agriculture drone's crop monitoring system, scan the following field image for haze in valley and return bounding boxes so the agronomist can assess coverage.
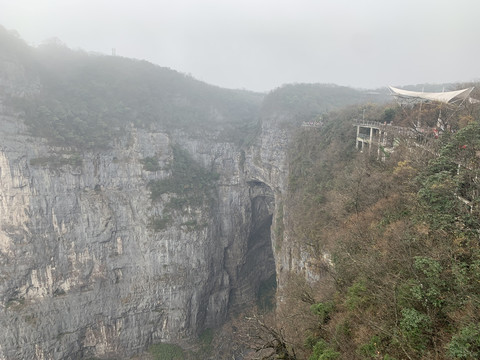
[1,0,479,91]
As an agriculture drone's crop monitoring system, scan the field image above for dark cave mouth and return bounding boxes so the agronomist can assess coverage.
[256,272,277,312]
[245,180,277,309]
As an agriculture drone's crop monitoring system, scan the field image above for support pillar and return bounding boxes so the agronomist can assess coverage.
[368,127,373,154]
[356,125,360,149]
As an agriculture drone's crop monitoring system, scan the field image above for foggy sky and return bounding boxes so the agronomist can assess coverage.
[1,0,479,92]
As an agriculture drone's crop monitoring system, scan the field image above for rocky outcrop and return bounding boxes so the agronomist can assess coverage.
[0,86,283,359]
[243,110,307,306]
[2,42,376,358]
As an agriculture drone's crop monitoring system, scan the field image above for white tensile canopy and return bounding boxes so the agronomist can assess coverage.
[389,86,478,105]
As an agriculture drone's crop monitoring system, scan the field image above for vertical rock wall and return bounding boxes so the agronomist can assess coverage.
[0,58,295,360]
[0,102,280,359]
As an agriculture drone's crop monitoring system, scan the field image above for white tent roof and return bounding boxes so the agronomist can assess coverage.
[389,86,475,104]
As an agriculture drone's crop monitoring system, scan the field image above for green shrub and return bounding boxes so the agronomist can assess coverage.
[148,145,218,209]
[140,156,161,171]
[198,328,214,354]
[410,256,445,309]
[310,301,334,324]
[148,343,184,360]
[29,154,83,168]
[346,279,369,310]
[309,340,340,360]
[358,335,380,359]
[447,323,480,359]
[383,355,398,360]
[399,308,431,351]
[149,216,171,231]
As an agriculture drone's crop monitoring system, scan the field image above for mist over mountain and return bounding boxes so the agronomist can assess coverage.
[0,26,384,359]
[1,24,480,360]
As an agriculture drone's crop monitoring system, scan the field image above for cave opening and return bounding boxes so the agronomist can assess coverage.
[235,180,277,310]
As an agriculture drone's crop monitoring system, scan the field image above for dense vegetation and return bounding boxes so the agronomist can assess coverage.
[148,145,219,231]
[148,343,185,360]
[5,24,480,360]
[0,27,389,152]
[261,83,388,127]
[0,26,263,149]
[277,89,480,360]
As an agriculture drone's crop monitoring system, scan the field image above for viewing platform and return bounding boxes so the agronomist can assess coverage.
[301,121,322,128]
[353,119,416,156]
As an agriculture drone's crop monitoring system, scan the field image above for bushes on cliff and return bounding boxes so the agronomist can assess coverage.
[2,30,263,150]
[148,343,184,360]
[148,145,218,207]
[140,156,161,171]
[281,101,480,359]
[147,145,218,231]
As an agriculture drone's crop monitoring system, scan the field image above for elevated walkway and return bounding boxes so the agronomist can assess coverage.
[301,121,322,128]
[353,119,417,157]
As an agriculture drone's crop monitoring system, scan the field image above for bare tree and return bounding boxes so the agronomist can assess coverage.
[238,314,297,360]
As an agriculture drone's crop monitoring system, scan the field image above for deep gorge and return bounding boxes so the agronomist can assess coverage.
[0,28,386,359]
[0,99,286,359]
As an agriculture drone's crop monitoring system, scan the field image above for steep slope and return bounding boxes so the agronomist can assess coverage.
[0,27,271,359]
[276,94,480,359]
[0,25,390,359]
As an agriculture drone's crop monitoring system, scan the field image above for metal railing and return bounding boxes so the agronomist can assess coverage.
[353,119,417,136]
[357,134,371,140]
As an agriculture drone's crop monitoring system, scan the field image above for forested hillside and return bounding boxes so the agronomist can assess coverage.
[0,25,387,151]
[0,26,263,149]
[0,26,395,360]
[261,83,388,126]
[275,88,480,360]
[3,24,480,360]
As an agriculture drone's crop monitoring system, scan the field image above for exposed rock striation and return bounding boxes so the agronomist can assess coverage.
[0,72,282,359]
[0,34,381,358]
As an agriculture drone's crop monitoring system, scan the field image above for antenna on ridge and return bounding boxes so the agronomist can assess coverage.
[112,48,116,56]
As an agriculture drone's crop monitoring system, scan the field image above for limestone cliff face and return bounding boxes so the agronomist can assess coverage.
[0,80,283,359]
[0,50,344,360]
[242,109,313,307]
[0,38,385,358]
